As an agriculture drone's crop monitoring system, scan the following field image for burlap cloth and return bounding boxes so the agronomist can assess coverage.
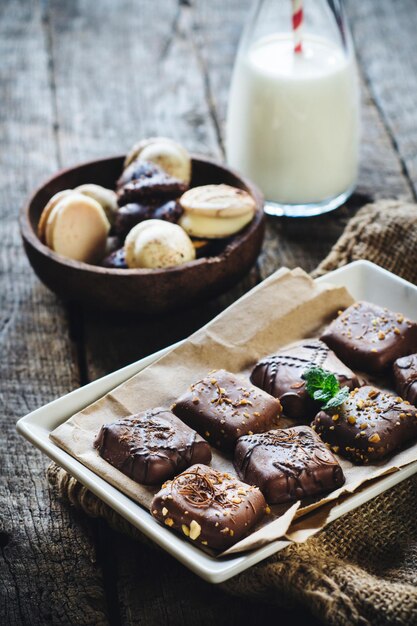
[47,200,417,626]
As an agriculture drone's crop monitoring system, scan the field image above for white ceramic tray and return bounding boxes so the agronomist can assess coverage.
[17,261,417,583]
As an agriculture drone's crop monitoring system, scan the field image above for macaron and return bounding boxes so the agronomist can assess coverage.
[124,219,195,269]
[75,184,118,225]
[124,137,191,184]
[178,184,256,239]
[45,193,110,263]
[38,189,73,242]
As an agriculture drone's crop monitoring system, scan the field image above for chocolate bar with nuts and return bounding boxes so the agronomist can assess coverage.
[321,301,417,374]
[150,464,267,551]
[393,354,417,407]
[250,339,359,420]
[234,425,345,504]
[312,386,417,463]
[171,369,282,450]
[94,408,211,485]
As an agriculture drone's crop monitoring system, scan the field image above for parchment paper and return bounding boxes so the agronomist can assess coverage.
[50,267,417,556]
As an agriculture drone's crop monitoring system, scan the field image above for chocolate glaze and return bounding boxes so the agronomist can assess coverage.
[321,301,417,374]
[393,354,417,406]
[234,426,345,504]
[312,385,417,464]
[114,200,183,239]
[150,464,266,551]
[172,369,282,451]
[250,339,359,420]
[94,408,211,485]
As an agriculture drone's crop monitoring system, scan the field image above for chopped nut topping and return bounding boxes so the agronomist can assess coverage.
[348,416,356,425]
[162,507,168,516]
[378,331,385,340]
[165,517,174,527]
[332,414,340,422]
[189,520,202,540]
[265,505,271,514]
[368,433,381,444]
[182,524,190,536]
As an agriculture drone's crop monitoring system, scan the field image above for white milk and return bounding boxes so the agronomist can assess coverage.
[226,34,360,205]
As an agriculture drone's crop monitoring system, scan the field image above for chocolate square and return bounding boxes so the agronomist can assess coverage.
[250,339,359,420]
[393,354,417,406]
[234,426,345,504]
[150,464,266,551]
[321,301,417,374]
[94,407,211,485]
[312,386,417,464]
[172,369,281,450]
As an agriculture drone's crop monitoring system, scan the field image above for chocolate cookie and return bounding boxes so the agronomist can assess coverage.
[312,385,417,463]
[172,369,282,450]
[117,164,187,206]
[234,426,345,504]
[250,339,359,420]
[102,247,127,269]
[94,408,211,485]
[393,354,417,406]
[150,464,267,551]
[321,301,417,373]
[114,200,183,239]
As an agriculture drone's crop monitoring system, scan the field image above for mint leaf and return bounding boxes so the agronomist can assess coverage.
[322,386,350,410]
[302,366,349,410]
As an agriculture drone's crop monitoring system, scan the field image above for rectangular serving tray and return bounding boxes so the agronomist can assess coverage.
[16,260,417,583]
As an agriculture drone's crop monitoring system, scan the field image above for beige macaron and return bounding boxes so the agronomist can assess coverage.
[124,219,195,269]
[179,184,255,217]
[178,184,256,239]
[75,184,118,224]
[124,137,191,184]
[45,193,110,264]
[38,189,73,242]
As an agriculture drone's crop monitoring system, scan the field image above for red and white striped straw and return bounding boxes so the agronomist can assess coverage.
[292,0,304,54]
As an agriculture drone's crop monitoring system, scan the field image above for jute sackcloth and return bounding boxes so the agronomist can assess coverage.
[47,200,417,626]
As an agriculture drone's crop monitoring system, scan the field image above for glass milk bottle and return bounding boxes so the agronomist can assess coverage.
[226,0,360,217]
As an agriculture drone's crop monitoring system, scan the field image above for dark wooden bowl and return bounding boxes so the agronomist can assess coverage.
[20,155,265,314]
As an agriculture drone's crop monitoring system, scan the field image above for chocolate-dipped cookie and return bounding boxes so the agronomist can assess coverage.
[234,426,345,504]
[321,301,417,374]
[114,200,183,239]
[150,464,266,551]
[94,408,211,485]
[312,385,417,464]
[250,339,359,420]
[393,354,417,406]
[172,369,281,450]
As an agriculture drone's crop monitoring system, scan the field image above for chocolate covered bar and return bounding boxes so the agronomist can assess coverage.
[234,425,345,504]
[172,369,281,450]
[250,339,359,420]
[393,354,417,406]
[312,385,417,463]
[150,464,266,551]
[94,408,211,485]
[321,301,417,374]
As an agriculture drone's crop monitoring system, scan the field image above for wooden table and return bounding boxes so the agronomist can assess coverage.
[2,1,417,623]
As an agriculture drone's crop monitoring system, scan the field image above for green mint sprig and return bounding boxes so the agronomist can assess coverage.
[301,366,350,410]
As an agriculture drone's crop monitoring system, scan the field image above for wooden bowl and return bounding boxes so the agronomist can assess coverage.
[20,155,265,314]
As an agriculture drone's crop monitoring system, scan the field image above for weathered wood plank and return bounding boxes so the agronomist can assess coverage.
[0,1,108,624]
[346,0,417,198]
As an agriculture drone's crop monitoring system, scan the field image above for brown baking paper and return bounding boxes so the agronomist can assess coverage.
[50,267,417,556]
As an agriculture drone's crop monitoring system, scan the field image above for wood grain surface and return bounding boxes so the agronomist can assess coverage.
[1,0,416,624]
